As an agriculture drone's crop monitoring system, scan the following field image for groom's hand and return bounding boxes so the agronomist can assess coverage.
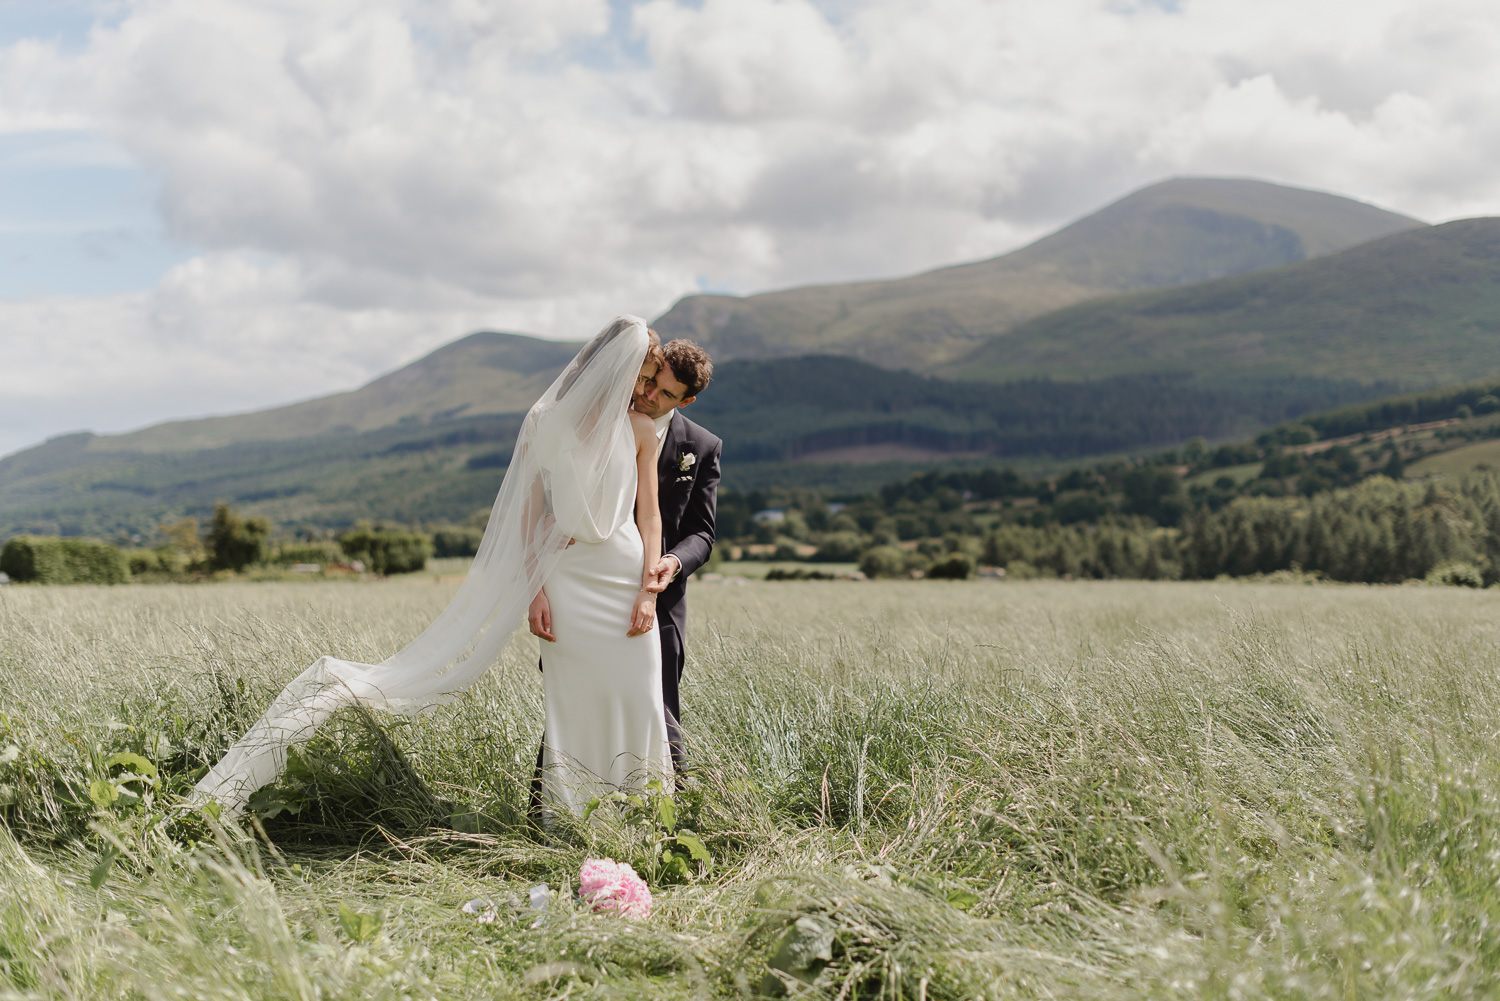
[643,555,680,593]
[528,589,555,642]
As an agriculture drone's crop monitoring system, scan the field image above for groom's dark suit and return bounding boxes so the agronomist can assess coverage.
[655,410,721,774]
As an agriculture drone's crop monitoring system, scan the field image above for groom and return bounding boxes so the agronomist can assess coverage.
[636,338,720,775]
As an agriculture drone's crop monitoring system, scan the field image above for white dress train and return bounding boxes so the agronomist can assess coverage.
[191,315,665,818]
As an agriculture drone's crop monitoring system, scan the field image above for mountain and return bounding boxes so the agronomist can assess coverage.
[0,176,1456,539]
[0,351,1391,539]
[946,218,1500,386]
[77,331,584,456]
[651,178,1425,371]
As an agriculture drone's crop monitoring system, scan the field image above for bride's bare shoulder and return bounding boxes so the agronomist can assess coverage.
[629,409,654,440]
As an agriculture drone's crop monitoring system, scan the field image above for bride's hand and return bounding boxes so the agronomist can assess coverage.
[528,588,556,642]
[627,590,656,637]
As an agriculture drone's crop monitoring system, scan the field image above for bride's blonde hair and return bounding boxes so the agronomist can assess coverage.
[645,327,666,370]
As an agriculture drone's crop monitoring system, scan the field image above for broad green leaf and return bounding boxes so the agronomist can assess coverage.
[106,752,157,780]
[581,796,602,823]
[246,787,300,820]
[200,801,223,821]
[674,830,711,864]
[89,846,120,889]
[655,794,678,833]
[338,903,382,942]
[88,778,119,808]
[946,889,981,910]
[662,854,692,882]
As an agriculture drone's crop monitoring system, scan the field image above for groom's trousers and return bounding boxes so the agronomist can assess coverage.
[658,613,687,778]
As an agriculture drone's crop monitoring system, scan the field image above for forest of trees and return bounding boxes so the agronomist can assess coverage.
[716,394,1500,587]
[8,377,1500,588]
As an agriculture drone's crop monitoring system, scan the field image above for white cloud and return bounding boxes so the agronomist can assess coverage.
[3,0,1500,455]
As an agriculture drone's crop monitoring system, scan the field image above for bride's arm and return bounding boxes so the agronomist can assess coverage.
[628,411,661,637]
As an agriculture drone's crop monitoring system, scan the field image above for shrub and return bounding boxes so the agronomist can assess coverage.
[859,545,908,579]
[926,554,975,580]
[339,528,432,575]
[1426,560,1484,588]
[207,502,270,572]
[771,537,802,562]
[810,531,868,563]
[431,526,483,558]
[271,541,344,566]
[123,549,160,575]
[0,536,130,584]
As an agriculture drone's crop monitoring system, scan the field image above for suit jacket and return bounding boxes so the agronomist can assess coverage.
[657,410,721,619]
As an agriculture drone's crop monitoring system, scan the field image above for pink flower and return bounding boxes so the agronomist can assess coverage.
[578,858,652,919]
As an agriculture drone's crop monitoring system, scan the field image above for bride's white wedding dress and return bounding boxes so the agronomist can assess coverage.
[193,316,669,817]
[540,471,672,811]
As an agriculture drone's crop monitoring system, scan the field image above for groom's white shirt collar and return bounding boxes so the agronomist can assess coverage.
[653,409,676,458]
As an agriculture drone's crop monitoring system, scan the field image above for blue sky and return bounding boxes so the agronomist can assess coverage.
[0,2,192,297]
[1,0,1498,459]
[0,130,190,296]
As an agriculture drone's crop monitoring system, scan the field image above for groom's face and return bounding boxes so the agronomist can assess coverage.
[633,363,695,419]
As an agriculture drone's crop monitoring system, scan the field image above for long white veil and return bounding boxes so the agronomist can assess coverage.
[194,316,651,816]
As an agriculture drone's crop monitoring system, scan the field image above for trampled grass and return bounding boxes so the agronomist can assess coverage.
[3,576,1500,998]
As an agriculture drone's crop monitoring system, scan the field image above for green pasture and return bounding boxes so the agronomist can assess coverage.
[1408,436,1500,479]
[3,576,1500,998]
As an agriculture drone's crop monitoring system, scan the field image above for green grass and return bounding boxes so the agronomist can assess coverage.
[1408,436,1500,478]
[1184,461,1262,488]
[716,560,860,579]
[3,577,1500,998]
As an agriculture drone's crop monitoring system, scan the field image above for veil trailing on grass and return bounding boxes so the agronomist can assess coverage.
[193,316,651,816]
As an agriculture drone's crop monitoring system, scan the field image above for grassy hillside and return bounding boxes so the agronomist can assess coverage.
[948,218,1500,385]
[85,331,583,455]
[1409,437,1500,477]
[0,415,528,539]
[652,177,1423,371]
[691,356,1389,463]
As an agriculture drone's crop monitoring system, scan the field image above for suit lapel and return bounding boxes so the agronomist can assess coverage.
[658,412,689,483]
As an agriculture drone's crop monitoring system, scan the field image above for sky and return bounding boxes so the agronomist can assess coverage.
[2,0,1500,458]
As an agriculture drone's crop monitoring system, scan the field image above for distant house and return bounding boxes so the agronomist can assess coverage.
[753,508,787,524]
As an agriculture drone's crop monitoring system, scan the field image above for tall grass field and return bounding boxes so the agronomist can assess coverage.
[3,575,1499,999]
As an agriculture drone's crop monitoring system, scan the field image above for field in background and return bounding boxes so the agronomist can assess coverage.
[1408,436,1500,478]
[3,577,1500,998]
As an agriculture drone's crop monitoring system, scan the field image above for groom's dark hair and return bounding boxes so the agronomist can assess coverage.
[663,340,713,398]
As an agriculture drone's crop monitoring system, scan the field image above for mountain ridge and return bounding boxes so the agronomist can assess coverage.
[652,177,1425,371]
[73,331,585,457]
[946,217,1500,385]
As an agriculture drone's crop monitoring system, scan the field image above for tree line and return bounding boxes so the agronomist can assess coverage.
[1,503,448,583]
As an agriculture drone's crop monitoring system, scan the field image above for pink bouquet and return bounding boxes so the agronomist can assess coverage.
[578,858,652,919]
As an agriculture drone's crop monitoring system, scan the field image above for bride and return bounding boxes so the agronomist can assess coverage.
[194,316,672,817]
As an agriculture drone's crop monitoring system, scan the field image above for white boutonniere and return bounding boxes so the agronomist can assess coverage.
[677,451,696,473]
